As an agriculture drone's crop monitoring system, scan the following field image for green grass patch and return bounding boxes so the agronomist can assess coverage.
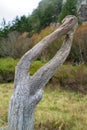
[0,83,87,130]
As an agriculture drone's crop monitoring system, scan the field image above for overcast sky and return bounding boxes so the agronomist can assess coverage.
[0,0,41,24]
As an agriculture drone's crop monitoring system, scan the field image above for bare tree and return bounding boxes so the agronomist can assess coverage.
[0,31,30,58]
[8,15,78,130]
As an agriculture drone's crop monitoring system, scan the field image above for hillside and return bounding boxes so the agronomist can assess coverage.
[63,0,87,22]
[0,0,87,40]
[0,0,87,64]
[63,0,87,7]
[0,0,62,38]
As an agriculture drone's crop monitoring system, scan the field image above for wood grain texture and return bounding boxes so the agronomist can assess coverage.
[8,15,78,130]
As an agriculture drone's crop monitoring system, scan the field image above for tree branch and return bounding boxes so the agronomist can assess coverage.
[15,15,77,84]
[29,30,76,94]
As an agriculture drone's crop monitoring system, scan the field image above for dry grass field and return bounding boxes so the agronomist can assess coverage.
[0,83,87,130]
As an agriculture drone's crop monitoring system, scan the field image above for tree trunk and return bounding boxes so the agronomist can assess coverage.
[8,15,78,130]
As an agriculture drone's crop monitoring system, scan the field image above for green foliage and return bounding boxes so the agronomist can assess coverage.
[58,0,78,22]
[37,0,62,28]
[0,58,18,82]
[0,58,87,93]
[0,58,17,72]
[0,83,87,130]
[24,0,62,36]
[0,19,12,39]
[10,16,30,33]
[0,0,63,39]
[30,60,45,75]
[0,58,45,82]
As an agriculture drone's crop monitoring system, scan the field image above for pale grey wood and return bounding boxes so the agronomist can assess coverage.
[8,15,78,130]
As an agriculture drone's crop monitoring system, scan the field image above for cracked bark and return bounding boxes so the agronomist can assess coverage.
[8,15,78,130]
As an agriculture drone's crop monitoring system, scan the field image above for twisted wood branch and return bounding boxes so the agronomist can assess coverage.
[8,15,78,130]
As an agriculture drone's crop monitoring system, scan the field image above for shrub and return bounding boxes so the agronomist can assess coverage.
[0,58,87,93]
[51,64,87,93]
[68,25,87,64]
[30,60,45,75]
[0,58,45,83]
[0,58,18,82]
[0,31,30,59]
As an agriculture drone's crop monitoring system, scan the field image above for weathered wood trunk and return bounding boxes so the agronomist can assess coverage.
[8,15,78,130]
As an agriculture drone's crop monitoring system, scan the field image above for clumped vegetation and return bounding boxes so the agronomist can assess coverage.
[0,83,87,130]
[52,64,87,93]
[0,24,87,63]
[0,31,30,58]
[0,58,87,93]
[0,0,87,64]
[0,58,18,82]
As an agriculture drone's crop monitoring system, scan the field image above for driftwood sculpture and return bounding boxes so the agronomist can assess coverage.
[8,15,78,130]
